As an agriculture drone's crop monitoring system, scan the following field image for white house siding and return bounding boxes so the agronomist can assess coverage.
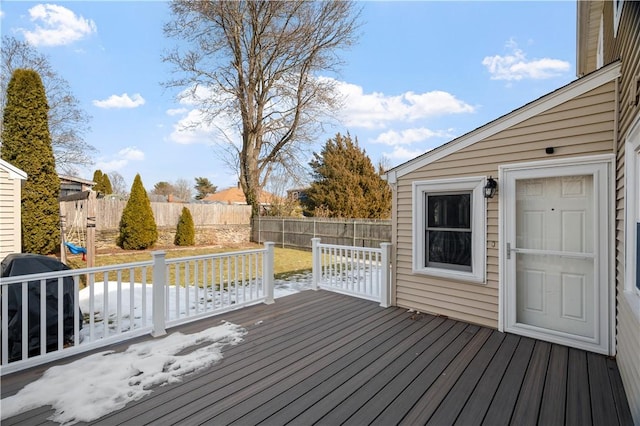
[0,166,23,260]
[393,81,616,328]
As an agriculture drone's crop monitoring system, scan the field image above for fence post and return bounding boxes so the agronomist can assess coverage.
[311,238,321,291]
[263,242,275,304]
[151,251,167,337]
[379,243,392,308]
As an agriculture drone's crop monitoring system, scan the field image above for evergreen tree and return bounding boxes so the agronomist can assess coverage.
[174,207,195,246]
[101,173,113,195]
[303,133,391,219]
[1,68,60,254]
[194,177,217,200]
[117,174,157,250]
[152,181,175,198]
[92,169,104,193]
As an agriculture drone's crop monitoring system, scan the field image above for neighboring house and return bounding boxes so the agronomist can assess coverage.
[287,188,309,203]
[59,175,95,198]
[202,185,278,206]
[0,159,27,261]
[385,1,639,422]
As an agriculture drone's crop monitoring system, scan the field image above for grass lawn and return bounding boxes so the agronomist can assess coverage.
[65,244,313,280]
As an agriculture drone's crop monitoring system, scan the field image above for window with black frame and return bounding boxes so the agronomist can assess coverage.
[425,192,472,271]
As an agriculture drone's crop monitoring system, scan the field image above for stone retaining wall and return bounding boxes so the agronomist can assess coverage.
[95,225,251,250]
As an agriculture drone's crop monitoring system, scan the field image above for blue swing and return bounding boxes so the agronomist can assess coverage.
[65,242,87,260]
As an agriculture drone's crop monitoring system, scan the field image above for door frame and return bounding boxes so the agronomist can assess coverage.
[498,154,615,355]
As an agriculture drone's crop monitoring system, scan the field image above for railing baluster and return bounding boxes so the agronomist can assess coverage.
[185,261,190,318]
[2,284,9,364]
[89,273,95,342]
[129,268,134,331]
[142,266,147,328]
[195,260,200,315]
[1,244,275,374]
[73,275,80,347]
[57,277,64,351]
[117,270,122,334]
[40,279,47,355]
[103,272,108,339]
[173,263,179,320]
[21,282,28,360]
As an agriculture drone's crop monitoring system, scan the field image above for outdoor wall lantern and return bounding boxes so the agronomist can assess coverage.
[484,176,497,199]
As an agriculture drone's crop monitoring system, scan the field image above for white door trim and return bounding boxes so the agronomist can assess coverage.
[498,154,614,355]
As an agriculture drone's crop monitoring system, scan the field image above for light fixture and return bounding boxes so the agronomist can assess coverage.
[484,176,497,199]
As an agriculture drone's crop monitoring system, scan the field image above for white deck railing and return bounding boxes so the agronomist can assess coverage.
[311,238,391,307]
[0,243,275,375]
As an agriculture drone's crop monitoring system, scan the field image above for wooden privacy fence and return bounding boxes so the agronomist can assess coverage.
[252,217,391,250]
[60,200,251,230]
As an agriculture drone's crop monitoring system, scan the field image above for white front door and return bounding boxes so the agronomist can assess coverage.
[502,158,611,354]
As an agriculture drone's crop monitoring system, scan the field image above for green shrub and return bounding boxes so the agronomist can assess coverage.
[174,207,195,246]
[117,174,157,250]
[1,69,60,254]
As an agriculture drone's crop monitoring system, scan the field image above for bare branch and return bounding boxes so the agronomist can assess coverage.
[163,0,361,215]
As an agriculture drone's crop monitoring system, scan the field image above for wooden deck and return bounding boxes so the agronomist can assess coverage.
[2,290,633,425]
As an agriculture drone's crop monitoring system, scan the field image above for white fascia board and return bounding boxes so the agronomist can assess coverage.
[0,159,27,180]
[392,61,621,180]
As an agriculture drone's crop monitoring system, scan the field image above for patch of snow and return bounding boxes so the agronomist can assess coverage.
[77,271,314,341]
[0,322,245,425]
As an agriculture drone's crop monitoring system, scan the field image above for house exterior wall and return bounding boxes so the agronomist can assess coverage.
[602,0,640,422]
[0,167,22,260]
[393,81,616,328]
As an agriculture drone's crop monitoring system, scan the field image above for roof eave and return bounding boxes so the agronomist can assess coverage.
[388,60,621,180]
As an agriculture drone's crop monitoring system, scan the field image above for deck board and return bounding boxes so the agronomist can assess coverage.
[425,329,506,426]
[538,344,568,425]
[1,290,633,426]
[567,348,593,426]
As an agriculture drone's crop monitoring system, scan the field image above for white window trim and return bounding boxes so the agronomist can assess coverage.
[412,176,486,284]
[613,0,624,37]
[624,115,640,321]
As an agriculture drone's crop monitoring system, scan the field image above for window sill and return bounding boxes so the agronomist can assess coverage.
[413,267,486,285]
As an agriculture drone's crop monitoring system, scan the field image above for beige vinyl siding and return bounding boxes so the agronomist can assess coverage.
[0,167,21,260]
[608,1,640,423]
[617,296,640,422]
[393,81,616,328]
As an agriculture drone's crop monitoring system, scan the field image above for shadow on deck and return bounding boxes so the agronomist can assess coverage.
[1,290,633,425]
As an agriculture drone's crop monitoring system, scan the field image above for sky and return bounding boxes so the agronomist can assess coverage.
[0,1,577,195]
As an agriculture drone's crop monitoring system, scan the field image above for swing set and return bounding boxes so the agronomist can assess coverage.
[59,190,96,267]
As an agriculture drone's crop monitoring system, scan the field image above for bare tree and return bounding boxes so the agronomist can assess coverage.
[108,171,128,198]
[173,178,193,201]
[0,36,95,173]
[163,0,360,216]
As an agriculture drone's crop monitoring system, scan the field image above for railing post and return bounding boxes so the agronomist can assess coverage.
[263,242,275,304]
[311,238,320,291]
[151,251,167,337]
[380,243,392,308]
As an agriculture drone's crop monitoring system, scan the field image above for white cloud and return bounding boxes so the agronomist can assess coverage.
[20,4,96,47]
[482,39,570,81]
[93,93,146,109]
[333,80,475,129]
[372,127,455,146]
[383,145,429,162]
[166,108,188,116]
[95,147,145,171]
[0,10,5,19]
[167,88,240,146]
